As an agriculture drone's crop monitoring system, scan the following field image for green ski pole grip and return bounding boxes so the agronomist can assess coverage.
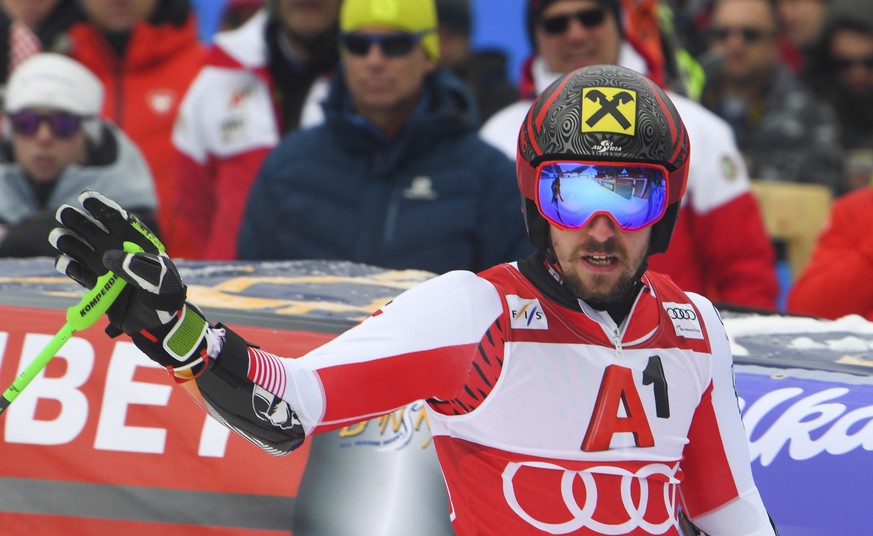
[0,242,142,415]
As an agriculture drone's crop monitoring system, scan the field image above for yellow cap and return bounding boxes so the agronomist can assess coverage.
[340,0,440,60]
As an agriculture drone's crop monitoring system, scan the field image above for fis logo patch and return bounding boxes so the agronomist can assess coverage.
[663,301,704,340]
[582,87,637,135]
[507,295,548,330]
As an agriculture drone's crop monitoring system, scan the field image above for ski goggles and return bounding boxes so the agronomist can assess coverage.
[9,110,82,138]
[527,161,670,231]
[341,31,430,58]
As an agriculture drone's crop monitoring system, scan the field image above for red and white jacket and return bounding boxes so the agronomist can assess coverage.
[480,45,779,310]
[235,264,773,536]
[168,9,329,259]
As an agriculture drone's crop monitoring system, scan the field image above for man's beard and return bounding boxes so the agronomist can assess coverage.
[562,266,638,303]
[558,238,644,304]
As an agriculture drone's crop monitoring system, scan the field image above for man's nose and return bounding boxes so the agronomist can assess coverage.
[565,16,595,39]
[585,214,617,242]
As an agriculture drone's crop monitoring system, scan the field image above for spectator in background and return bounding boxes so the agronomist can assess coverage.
[788,186,873,320]
[699,0,845,193]
[806,0,873,192]
[481,0,779,310]
[776,0,826,72]
[435,0,517,123]
[0,0,82,90]
[65,0,205,241]
[169,0,341,259]
[237,0,530,274]
[0,53,156,257]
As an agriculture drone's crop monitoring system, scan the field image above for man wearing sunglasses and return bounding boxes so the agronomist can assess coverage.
[700,0,845,193]
[804,0,873,192]
[481,0,780,312]
[51,64,777,536]
[235,0,529,275]
[0,53,156,257]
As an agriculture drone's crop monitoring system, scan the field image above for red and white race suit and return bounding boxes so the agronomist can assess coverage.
[227,263,774,536]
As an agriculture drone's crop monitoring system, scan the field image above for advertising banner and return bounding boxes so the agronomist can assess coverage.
[0,305,331,534]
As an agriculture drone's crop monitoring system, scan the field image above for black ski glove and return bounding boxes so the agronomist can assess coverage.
[50,190,217,376]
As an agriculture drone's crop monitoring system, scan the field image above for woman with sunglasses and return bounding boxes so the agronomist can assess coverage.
[0,53,157,257]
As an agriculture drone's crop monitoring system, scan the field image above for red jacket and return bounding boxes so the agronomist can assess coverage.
[648,192,778,310]
[167,10,330,259]
[788,187,873,320]
[66,14,206,237]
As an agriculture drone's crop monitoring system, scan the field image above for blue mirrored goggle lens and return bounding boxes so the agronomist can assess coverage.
[536,162,668,230]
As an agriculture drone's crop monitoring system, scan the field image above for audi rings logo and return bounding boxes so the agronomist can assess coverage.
[502,461,679,535]
[666,307,697,321]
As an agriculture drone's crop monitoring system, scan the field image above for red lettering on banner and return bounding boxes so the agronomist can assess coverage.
[0,305,333,497]
[581,365,654,451]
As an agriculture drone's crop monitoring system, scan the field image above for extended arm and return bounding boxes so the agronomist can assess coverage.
[50,191,497,454]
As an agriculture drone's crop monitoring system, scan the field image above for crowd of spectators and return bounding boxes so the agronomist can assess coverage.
[0,0,869,320]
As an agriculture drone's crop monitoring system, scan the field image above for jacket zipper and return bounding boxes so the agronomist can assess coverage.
[383,185,400,246]
[584,283,650,359]
[612,327,624,358]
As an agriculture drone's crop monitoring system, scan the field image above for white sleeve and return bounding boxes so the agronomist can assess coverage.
[279,271,504,433]
[685,294,776,535]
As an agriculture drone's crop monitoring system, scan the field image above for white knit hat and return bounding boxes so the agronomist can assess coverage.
[5,53,104,116]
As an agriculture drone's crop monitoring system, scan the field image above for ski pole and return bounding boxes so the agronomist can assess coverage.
[0,243,141,416]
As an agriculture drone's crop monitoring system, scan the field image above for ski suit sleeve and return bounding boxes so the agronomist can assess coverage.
[678,295,776,535]
[183,271,504,454]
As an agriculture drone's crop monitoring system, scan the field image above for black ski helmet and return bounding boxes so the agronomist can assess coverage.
[516,64,690,255]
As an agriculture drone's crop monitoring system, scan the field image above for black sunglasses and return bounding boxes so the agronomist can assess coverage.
[833,55,873,71]
[341,31,429,58]
[540,8,606,35]
[709,26,770,43]
[8,110,82,138]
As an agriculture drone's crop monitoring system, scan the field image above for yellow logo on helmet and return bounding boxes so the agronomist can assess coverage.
[581,87,637,135]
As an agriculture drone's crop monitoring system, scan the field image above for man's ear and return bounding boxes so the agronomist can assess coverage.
[423,55,438,74]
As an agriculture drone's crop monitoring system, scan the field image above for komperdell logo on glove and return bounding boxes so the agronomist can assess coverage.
[51,190,225,380]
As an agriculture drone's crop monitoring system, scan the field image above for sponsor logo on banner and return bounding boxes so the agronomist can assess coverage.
[0,305,328,498]
[663,301,703,339]
[338,400,431,451]
[741,385,873,466]
[507,295,548,330]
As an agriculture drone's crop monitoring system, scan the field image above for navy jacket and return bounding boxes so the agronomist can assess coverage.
[237,68,531,273]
